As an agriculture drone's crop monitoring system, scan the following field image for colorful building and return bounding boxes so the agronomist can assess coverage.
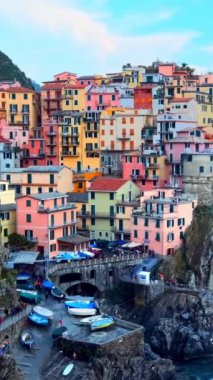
[88,178,140,241]
[16,192,77,258]
[73,170,101,193]
[86,85,120,111]
[131,189,197,256]
[67,192,90,235]
[0,180,16,247]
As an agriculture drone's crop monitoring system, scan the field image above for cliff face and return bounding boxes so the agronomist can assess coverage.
[163,206,213,288]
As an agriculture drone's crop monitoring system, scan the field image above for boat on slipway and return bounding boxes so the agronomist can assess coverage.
[20,330,34,348]
[90,316,114,331]
[67,307,97,316]
[52,326,68,340]
[80,314,104,325]
[51,286,65,299]
[63,362,74,376]
[33,305,54,320]
[28,312,49,326]
[64,300,98,309]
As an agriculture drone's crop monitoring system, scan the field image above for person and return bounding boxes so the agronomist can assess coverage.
[59,318,63,327]
[72,352,77,361]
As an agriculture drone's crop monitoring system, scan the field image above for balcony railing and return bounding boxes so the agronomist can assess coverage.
[87,211,116,218]
[111,226,131,234]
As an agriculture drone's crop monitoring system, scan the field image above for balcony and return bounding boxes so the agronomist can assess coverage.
[117,135,130,140]
[21,109,30,114]
[46,131,56,136]
[49,220,77,229]
[61,141,70,146]
[46,141,56,146]
[26,236,38,242]
[87,211,116,218]
[46,151,57,156]
[111,226,131,234]
[62,151,72,156]
[70,132,79,137]
[144,163,160,169]
[38,203,76,213]
[61,132,70,137]
[70,141,79,146]
[145,175,159,180]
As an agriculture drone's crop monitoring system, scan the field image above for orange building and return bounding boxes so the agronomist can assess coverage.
[134,84,157,110]
[73,171,101,193]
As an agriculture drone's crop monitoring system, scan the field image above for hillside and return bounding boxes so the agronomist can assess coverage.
[0,51,34,89]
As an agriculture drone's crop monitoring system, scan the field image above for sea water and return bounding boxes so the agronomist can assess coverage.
[176,357,213,380]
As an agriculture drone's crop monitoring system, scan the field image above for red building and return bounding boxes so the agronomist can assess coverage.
[134,84,157,110]
[21,127,46,167]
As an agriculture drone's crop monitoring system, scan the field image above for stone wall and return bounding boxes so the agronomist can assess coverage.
[61,324,144,361]
[183,176,213,205]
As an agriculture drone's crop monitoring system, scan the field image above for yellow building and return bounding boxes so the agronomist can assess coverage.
[0,180,16,247]
[57,111,101,172]
[0,86,40,130]
[61,85,86,111]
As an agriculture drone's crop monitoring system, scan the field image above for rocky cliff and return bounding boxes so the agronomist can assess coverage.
[0,355,23,380]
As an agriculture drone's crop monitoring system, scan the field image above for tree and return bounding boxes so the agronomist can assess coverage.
[8,233,36,251]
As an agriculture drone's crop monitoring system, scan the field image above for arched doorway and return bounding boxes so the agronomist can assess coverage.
[66,282,100,297]
[60,272,82,284]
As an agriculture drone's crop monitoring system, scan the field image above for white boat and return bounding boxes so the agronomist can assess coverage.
[67,307,97,316]
[33,306,54,320]
[63,362,74,376]
[80,315,104,325]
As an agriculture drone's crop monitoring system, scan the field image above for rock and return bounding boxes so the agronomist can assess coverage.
[0,355,23,380]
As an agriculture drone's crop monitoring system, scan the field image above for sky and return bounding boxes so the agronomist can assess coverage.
[0,0,213,84]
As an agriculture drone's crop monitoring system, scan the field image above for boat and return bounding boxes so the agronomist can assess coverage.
[65,295,94,302]
[20,330,34,348]
[64,300,97,309]
[18,290,41,304]
[63,363,74,376]
[33,306,54,320]
[90,316,114,331]
[52,326,68,340]
[80,315,104,325]
[28,312,49,326]
[17,273,32,281]
[67,307,97,316]
[51,286,65,299]
[42,279,54,289]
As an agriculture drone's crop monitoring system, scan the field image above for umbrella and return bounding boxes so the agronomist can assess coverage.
[42,279,54,289]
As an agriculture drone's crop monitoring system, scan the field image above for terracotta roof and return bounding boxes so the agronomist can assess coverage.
[42,83,65,90]
[7,87,34,93]
[64,84,86,89]
[171,97,194,103]
[88,178,129,191]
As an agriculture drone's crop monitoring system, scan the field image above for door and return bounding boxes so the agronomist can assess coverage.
[77,161,81,172]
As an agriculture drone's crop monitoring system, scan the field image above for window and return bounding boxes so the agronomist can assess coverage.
[112,94,115,101]
[4,229,8,237]
[26,214,31,223]
[63,212,67,224]
[144,218,149,227]
[199,166,204,173]
[50,230,55,240]
[74,89,78,95]
[109,193,114,200]
[51,215,54,227]
[49,188,53,192]
[122,117,126,124]
[170,205,174,212]
[87,94,91,101]
[167,232,174,241]
[101,130,105,135]
[38,187,42,193]
[144,231,149,240]
[27,174,32,184]
[101,140,105,147]
[155,233,160,241]
[134,230,138,238]
[23,93,28,100]
[54,199,57,207]
[66,100,70,106]
[130,117,134,124]
[50,244,56,252]
[71,210,74,222]
[156,219,160,228]
[91,218,95,226]
[133,217,138,225]
[11,93,16,99]
[178,218,185,226]
[130,129,134,135]
[180,231,184,240]
[109,219,114,227]
[74,100,78,106]
[91,192,95,200]
[50,174,54,184]
[167,219,174,227]
[26,200,31,207]
[110,129,113,135]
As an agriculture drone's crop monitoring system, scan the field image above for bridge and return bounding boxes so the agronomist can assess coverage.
[48,252,145,293]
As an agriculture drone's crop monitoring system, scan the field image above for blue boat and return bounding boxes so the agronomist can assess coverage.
[28,312,49,326]
[64,300,97,309]
[90,316,114,331]
[17,273,32,281]
[42,279,54,289]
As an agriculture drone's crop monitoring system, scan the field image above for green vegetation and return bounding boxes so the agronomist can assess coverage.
[0,51,34,89]
[8,233,36,251]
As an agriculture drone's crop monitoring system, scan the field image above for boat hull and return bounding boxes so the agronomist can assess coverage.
[20,331,34,348]
[90,317,114,331]
[33,306,53,320]
[80,315,104,325]
[65,300,97,309]
[67,307,97,316]
[51,287,65,299]
[63,363,74,376]
[28,312,49,326]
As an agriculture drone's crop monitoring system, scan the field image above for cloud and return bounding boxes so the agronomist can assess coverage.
[119,9,178,28]
[0,0,198,78]
[202,45,213,53]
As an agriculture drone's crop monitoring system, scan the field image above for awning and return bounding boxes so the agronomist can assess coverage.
[121,242,142,249]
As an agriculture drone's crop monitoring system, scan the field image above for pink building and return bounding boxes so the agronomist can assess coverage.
[16,192,77,258]
[158,64,176,77]
[77,76,96,87]
[164,128,213,187]
[21,126,46,168]
[86,85,120,111]
[54,72,77,83]
[0,119,29,148]
[0,81,21,90]
[131,189,197,256]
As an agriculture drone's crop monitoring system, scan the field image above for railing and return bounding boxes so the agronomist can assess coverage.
[49,252,145,275]
[0,305,32,332]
